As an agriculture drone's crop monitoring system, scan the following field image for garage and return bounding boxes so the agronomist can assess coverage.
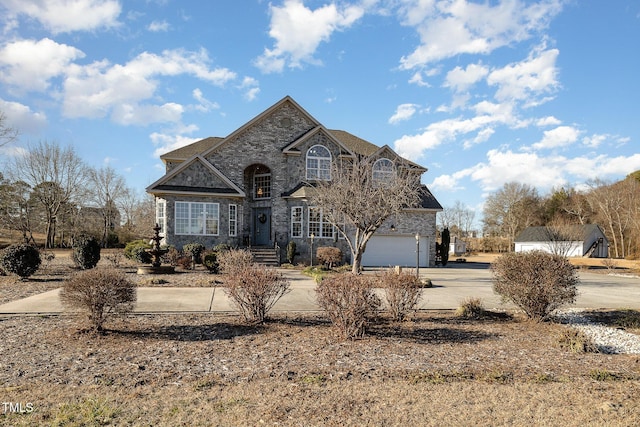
[362,234,430,267]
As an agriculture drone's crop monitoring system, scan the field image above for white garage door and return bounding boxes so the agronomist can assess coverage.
[362,235,430,267]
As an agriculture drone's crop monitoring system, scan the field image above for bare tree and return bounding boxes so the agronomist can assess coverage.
[483,182,543,250]
[0,111,19,148]
[86,166,127,247]
[542,220,586,257]
[440,200,475,238]
[311,156,422,274]
[10,141,87,248]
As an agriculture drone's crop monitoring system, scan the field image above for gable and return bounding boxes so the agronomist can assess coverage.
[146,156,245,197]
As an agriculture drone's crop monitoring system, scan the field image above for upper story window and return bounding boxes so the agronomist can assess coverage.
[254,172,271,199]
[373,158,394,183]
[306,145,331,180]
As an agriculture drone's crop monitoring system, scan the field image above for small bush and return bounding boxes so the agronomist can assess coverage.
[218,249,254,276]
[183,243,206,264]
[456,297,486,319]
[124,240,152,264]
[203,251,219,273]
[176,256,193,270]
[72,235,101,269]
[492,251,579,321]
[377,269,421,321]
[224,264,290,323]
[557,328,599,353]
[213,243,231,253]
[0,244,41,279]
[161,246,181,267]
[104,251,122,268]
[60,268,136,332]
[286,241,296,264]
[315,273,381,340]
[316,246,342,269]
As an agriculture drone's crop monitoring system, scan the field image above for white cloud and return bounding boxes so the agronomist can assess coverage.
[388,103,419,124]
[148,20,170,32]
[111,102,184,126]
[192,88,220,112]
[536,116,561,126]
[62,48,236,123]
[582,133,607,148]
[398,0,563,69]
[468,149,567,192]
[150,132,200,158]
[444,62,488,92]
[254,0,365,73]
[0,38,84,92]
[0,98,47,134]
[532,125,580,150]
[238,76,260,101]
[487,46,560,104]
[1,0,121,34]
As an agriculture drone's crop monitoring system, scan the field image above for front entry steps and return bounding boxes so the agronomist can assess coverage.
[249,247,280,266]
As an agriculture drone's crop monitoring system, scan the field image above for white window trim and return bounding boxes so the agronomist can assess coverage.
[175,201,220,236]
[155,199,166,236]
[306,144,332,181]
[373,158,395,183]
[291,206,303,238]
[308,206,335,239]
[229,204,238,237]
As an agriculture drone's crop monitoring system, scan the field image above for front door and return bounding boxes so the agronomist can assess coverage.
[253,207,271,246]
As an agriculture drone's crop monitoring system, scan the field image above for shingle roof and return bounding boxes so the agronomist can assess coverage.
[515,224,602,242]
[327,129,379,156]
[419,185,443,210]
[159,137,224,162]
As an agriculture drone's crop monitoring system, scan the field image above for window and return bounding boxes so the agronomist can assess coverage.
[254,173,271,199]
[229,204,237,237]
[308,207,334,238]
[155,199,166,235]
[306,145,331,180]
[291,207,303,238]
[373,158,394,183]
[175,201,219,235]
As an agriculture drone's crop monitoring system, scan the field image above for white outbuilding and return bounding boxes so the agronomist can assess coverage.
[514,224,609,258]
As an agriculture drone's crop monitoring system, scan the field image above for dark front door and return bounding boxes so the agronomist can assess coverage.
[253,207,271,246]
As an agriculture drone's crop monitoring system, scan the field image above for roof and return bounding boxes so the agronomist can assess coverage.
[327,130,379,156]
[419,185,443,210]
[160,137,224,162]
[515,224,604,242]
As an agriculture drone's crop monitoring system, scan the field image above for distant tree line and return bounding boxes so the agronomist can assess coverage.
[440,173,640,259]
[1,140,155,248]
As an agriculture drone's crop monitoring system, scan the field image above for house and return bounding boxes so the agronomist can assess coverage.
[514,225,609,258]
[146,96,442,267]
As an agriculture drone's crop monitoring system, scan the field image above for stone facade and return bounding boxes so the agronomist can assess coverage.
[147,96,442,267]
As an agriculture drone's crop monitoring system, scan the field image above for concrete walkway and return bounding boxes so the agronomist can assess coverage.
[1,264,639,315]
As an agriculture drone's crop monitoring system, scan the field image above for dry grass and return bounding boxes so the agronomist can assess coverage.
[1,250,640,425]
[1,311,640,426]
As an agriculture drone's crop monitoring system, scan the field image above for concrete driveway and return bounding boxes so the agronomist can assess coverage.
[0,263,638,315]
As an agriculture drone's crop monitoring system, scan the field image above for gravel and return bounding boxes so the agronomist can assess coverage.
[555,309,640,354]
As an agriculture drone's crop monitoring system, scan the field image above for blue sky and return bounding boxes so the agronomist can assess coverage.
[1,0,639,226]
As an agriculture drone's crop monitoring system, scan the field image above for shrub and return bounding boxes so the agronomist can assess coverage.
[557,328,599,353]
[218,249,254,276]
[176,256,193,270]
[456,297,486,319]
[124,240,152,264]
[0,244,41,279]
[59,268,136,332]
[161,246,181,267]
[203,251,219,273]
[315,273,381,340]
[72,235,101,269]
[316,246,342,269]
[213,243,231,253]
[377,269,421,321]
[224,264,290,323]
[286,241,297,264]
[183,243,206,264]
[492,251,579,321]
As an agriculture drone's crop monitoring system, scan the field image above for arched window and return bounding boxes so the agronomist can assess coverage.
[306,145,331,180]
[373,158,394,183]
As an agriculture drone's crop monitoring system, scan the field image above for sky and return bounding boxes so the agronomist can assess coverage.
[0,0,639,227]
